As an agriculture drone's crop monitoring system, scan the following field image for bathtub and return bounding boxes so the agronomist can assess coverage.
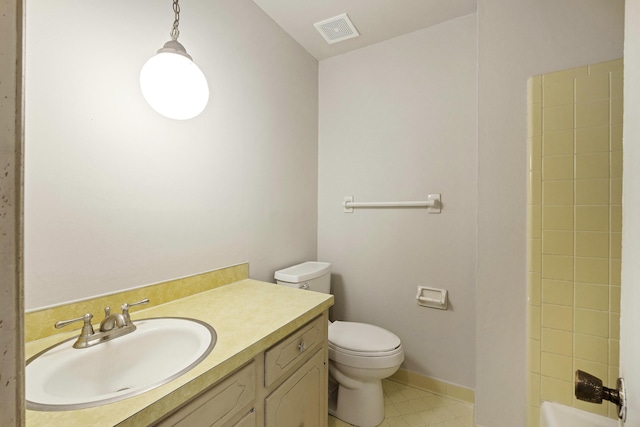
[540,401,619,427]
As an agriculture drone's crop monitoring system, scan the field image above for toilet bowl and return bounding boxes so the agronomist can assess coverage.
[328,321,404,427]
[274,262,405,427]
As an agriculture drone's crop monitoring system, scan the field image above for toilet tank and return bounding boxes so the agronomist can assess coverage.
[274,262,331,294]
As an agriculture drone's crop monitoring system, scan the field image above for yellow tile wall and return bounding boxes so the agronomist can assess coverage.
[526,58,623,424]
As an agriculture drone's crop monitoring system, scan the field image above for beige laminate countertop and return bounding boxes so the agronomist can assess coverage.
[25,279,334,427]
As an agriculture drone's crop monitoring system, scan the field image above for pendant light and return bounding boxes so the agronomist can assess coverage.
[140,0,209,120]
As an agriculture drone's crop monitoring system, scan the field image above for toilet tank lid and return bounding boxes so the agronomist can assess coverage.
[274,261,331,283]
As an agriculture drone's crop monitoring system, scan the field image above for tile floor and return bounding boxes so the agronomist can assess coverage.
[328,379,474,427]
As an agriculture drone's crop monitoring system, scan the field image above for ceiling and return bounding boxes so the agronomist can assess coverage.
[251,0,477,60]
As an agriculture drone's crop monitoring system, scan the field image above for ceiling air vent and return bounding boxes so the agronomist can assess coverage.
[314,13,360,44]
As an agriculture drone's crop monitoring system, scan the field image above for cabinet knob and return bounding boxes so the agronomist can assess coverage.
[298,342,307,353]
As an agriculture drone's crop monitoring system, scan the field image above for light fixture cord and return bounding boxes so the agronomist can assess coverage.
[170,0,180,41]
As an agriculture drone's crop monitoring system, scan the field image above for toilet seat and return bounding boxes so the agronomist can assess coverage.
[329,343,403,358]
[329,321,401,353]
[328,321,404,370]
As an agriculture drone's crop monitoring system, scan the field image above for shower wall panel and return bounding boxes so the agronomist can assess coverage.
[527,58,623,425]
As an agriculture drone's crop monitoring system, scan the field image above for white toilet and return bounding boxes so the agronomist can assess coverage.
[275,261,404,427]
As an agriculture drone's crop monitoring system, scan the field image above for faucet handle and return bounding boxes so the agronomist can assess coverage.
[121,298,149,311]
[55,313,95,348]
[55,313,94,330]
[121,298,149,323]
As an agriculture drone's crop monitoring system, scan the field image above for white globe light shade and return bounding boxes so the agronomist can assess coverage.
[140,51,209,120]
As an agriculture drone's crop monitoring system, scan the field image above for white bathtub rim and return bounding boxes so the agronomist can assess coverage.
[540,401,620,427]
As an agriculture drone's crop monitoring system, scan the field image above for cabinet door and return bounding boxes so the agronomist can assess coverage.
[233,410,256,427]
[264,350,325,427]
[154,361,256,427]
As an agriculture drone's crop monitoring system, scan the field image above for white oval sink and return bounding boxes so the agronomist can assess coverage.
[26,317,216,411]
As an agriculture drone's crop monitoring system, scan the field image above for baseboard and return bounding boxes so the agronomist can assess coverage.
[389,368,475,404]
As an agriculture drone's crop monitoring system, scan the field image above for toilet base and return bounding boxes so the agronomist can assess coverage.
[329,377,385,427]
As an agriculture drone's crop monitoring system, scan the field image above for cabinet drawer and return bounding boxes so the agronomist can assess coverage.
[155,361,256,427]
[264,316,324,387]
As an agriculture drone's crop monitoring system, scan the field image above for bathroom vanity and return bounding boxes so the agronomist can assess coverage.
[154,315,327,426]
[24,274,333,427]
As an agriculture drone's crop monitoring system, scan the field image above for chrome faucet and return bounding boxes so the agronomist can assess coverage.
[55,298,149,349]
[99,306,127,332]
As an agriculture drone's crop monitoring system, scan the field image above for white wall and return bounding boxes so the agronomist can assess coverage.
[318,14,478,388]
[621,0,640,424]
[24,0,319,309]
[476,1,624,425]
